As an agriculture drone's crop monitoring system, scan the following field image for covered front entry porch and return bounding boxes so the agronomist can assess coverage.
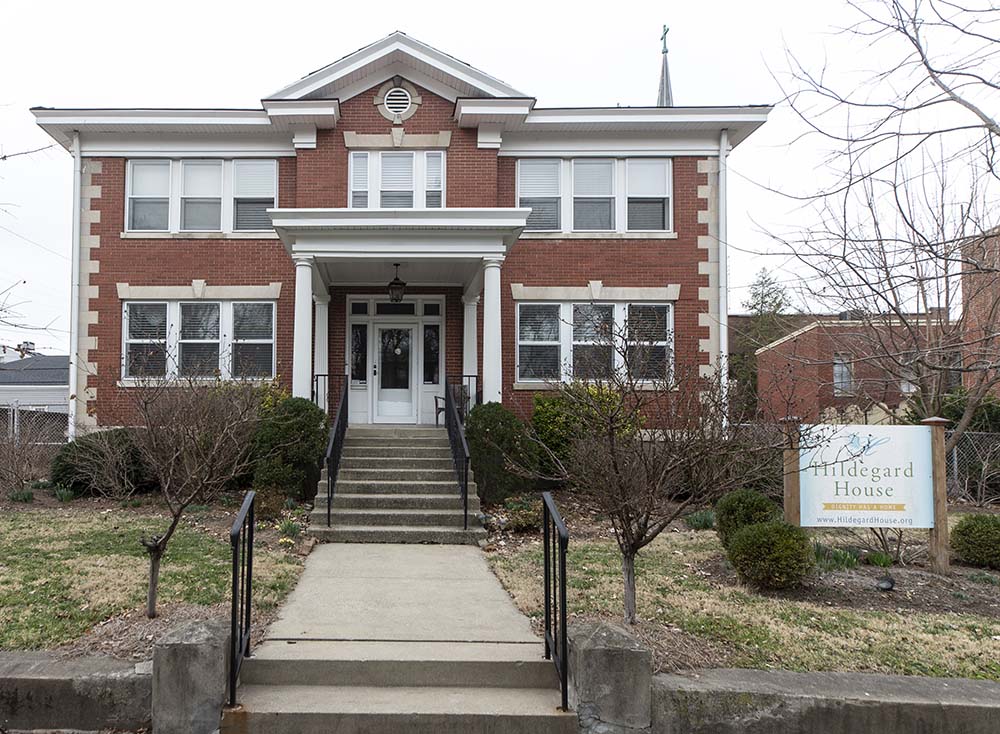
[270,208,528,424]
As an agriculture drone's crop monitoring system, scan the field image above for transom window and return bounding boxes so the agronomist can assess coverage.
[122,300,275,380]
[126,159,277,233]
[349,151,445,209]
[516,301,674,383]
[517,158,673,233]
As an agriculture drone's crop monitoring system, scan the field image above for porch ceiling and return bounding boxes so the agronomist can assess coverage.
[316,258,480,288]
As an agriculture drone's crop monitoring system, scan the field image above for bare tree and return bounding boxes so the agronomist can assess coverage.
[523,311,787,624]
[127,378,262,618]
[768,0,1000,448]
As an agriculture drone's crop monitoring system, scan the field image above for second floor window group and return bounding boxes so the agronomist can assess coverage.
[127,159,277,233]
[350,151,444,209]
[518,158,673,233]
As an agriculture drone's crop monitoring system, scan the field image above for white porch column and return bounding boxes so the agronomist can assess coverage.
[313,293,330,411]
[481,258,503,404]
[462,296,479,378]
[292,256,314,399]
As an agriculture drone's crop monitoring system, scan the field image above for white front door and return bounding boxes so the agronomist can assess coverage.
[375,325,415,423]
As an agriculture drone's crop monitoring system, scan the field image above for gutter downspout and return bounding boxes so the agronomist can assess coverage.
[718,129,730,424]
[68,132,81,440]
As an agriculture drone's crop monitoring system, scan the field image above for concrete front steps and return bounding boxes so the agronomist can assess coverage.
[224,640,575,734]
[307,425,485,545]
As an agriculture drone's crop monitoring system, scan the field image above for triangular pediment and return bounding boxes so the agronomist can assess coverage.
[267,32,527,103]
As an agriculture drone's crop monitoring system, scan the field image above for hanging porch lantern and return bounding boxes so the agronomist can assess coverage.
[387,263,407,303]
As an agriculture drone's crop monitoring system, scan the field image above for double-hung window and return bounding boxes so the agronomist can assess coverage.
[122,301,275,380]
[380,152,414,207]
[626,305,672,380]
[180,161,223,231]
[573,160,615,231]
[518,160,561,231]
[233,160,276,230]
[124,303,169,377]
[127,161,171,231]
[179,303,221,376]
[517,304,562,380]
[425,152,443,208]
[627,159,672,231]
[351,153,370,207]
[232,303,275,378]
[572,304,614,379]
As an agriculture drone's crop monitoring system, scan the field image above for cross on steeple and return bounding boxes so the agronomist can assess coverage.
[657,24,674,106]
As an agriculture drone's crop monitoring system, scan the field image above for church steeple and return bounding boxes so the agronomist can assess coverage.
[657,25,674,107]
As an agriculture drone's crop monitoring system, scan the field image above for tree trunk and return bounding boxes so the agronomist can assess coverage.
[622,552,637,625]
[146,547,162,619]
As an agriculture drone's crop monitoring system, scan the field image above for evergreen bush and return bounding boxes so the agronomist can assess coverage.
[714,488,781,549]
[952,514,1000,569]
[728,520,814,589]
[465,403,536,504]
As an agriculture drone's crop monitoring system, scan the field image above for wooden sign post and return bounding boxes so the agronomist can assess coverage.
[782,418,801,526]
[921,417,951,574]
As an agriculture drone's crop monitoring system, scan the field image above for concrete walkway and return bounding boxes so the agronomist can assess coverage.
[264,543,538,644]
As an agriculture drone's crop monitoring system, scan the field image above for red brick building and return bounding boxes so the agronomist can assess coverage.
[33,33,769,433]
[755,320,924,423]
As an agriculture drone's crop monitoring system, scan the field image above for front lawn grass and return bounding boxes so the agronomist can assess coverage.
[0,506,302,650]
[489,531,1000,680]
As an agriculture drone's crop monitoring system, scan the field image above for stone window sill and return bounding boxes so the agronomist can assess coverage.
[520,231,678,240]
[119,231,280,240]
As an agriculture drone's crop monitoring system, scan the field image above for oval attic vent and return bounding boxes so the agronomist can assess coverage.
[384,87,412,116]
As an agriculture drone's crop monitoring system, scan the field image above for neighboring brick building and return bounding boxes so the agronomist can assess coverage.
[755,320,930,423]
[34,32,769,432]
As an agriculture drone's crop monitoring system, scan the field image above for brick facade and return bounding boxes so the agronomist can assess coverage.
[76,81,718,426]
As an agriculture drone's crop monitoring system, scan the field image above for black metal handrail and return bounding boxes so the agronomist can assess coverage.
[542,491,569,711]
[452,374,479,423]
[444,377,470,530]
[325,379,349,527]
[229,490,255,707]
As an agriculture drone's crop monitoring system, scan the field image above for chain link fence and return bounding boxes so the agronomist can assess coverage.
[946,430,1000,506]
[0,403,67,491]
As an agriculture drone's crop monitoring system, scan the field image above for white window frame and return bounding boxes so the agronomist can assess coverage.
[516,303,563,382]
[572,303,615,379]
[625,158,673,232]
[833,353,855,396]
[124,159,278,234]
[515,301,675,384]
[177,301,222,377]
[571,159,616,233]
[516,158,562,232]
[348,151,447,209]
[624,303,674,382]
[123,301,170,378]
[179,160,224,232]
[126,160,172,232]
[120,300,276,381]
[231,301,277,379]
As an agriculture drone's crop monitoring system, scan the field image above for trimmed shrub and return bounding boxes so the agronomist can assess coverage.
[952,514,1000,570]
[714,489,781,549]
[466,403,536,504]
[253,397,328,502]
[50,428,158,497]
[684,509,716,531]
[531,394,578,476]
[728,521,814,589]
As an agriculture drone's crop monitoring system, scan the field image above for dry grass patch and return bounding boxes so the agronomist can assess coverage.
[488,529,1000,680]
[0,506,303,654]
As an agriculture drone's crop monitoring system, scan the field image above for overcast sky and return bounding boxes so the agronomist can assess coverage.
[0,0,861,354]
